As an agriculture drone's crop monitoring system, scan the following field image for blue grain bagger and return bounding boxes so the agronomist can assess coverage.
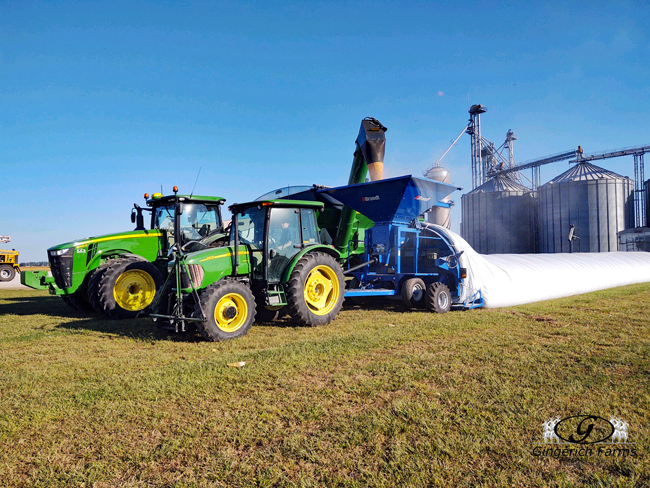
[319,175,484,312]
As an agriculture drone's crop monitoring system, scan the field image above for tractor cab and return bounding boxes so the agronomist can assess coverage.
[230,199,323,284]
[142,193,226,249]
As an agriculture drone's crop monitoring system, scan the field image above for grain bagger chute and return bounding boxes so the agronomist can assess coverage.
[319,175,483,311]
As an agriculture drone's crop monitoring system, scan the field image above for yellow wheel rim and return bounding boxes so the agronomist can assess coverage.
[214,293,249,332]
[303,265,340,316]
[113,269,156,311]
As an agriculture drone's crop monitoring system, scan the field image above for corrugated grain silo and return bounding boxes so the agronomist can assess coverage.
[460,175,537,254]
[538,162,634,253]
[641,180,650,227]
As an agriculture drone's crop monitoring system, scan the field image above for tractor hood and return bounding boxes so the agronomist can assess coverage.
[47,229,163,251]
[319,175,460,225]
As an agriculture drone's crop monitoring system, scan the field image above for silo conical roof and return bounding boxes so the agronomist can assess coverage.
[467,175,531,194]
[544,162,628,185]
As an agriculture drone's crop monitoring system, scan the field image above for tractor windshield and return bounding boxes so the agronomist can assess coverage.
[233,206,266,249]
[153,203,221,242]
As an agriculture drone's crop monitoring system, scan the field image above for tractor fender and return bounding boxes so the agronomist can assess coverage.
[281,245,341,283]
[87,250,148,271]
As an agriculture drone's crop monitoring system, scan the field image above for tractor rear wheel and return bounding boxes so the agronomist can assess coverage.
[286,252,345,327]
[401,277,426,308]
[87,261,113,313]
[62,291,94,311]
[97,257,164,319]
[425,282,451,314]
[0,265,15,282]
[196,280,256,341]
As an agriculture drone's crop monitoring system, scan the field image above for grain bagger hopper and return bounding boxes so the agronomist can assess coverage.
[319,175,484,312]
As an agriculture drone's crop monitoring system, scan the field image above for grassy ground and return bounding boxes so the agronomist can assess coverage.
[0,285,648,487]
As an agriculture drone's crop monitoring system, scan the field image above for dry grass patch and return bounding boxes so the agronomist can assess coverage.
[0,285,649,486]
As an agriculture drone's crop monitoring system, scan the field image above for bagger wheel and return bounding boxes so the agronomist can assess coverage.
[196,280,256,341]
[286,252,345,327]
[97,257,163,319]
[0,265,15,282]
[401,277,426,309]
[425,282,451,314]
[87,261,113,313]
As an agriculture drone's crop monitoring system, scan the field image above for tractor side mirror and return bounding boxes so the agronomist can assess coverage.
[131,210,136,223]
[175,203,183,216]
[269,249,277,259]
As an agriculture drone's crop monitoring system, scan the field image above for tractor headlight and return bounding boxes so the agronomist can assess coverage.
[50,247,71,256]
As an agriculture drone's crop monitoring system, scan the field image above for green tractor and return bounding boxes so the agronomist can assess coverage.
[21,191,226,319]
[152,117,388,341]
[152,197,345,341]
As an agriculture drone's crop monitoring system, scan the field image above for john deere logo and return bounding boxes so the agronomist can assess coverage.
[361,195,380,202]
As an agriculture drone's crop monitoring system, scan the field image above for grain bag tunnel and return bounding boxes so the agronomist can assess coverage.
[319,175,483,312]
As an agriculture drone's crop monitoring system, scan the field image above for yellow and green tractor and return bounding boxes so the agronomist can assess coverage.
[152,197,346,341]
[21,192,226,319]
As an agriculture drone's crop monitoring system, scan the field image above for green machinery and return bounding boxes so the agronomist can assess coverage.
[151,118,389,341]
[21,191,226,319]
[152,196,346,341]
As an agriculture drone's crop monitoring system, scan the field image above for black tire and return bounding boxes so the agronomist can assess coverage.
[255,303,283,324]
[286,252,345,327]
[97,257,164,319]
[401,277,426,309]
[196,280,256,341]
[62,291,95,311]
[87,261,113,313]
[425,282,452,314]
[0,265,16,282]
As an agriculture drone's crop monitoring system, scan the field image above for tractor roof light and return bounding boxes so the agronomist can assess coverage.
[144,193,150,199]
[173,186,179,193]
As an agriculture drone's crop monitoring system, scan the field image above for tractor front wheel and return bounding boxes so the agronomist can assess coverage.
[196,280,256,341]
[286,252,345,327]
[425,282,451,314]
[87,261,113,313]
[97,258,163,319]
[0,265,16,282]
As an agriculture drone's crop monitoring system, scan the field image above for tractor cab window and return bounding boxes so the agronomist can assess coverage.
[234,206,266,278]
[154,205,176,233]
[268,207,301,282]
[153,204,221,243]
[234,207,266,249]
[300,208,319,246]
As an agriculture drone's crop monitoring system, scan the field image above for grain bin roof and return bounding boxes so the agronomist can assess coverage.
[467,176,531,194]
[544,162,628,185]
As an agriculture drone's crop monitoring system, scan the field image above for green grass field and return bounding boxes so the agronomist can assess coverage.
[1,285,649,487]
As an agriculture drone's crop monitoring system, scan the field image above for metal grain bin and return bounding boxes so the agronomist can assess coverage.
[460,176,537,254]
[425,163,452,228]
[538,162,634,253]
[641,180,650,227]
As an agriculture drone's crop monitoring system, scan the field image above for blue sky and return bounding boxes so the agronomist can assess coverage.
[2,0,649,261]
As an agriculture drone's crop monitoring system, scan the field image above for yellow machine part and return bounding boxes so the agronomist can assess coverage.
[0,249,19,266]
